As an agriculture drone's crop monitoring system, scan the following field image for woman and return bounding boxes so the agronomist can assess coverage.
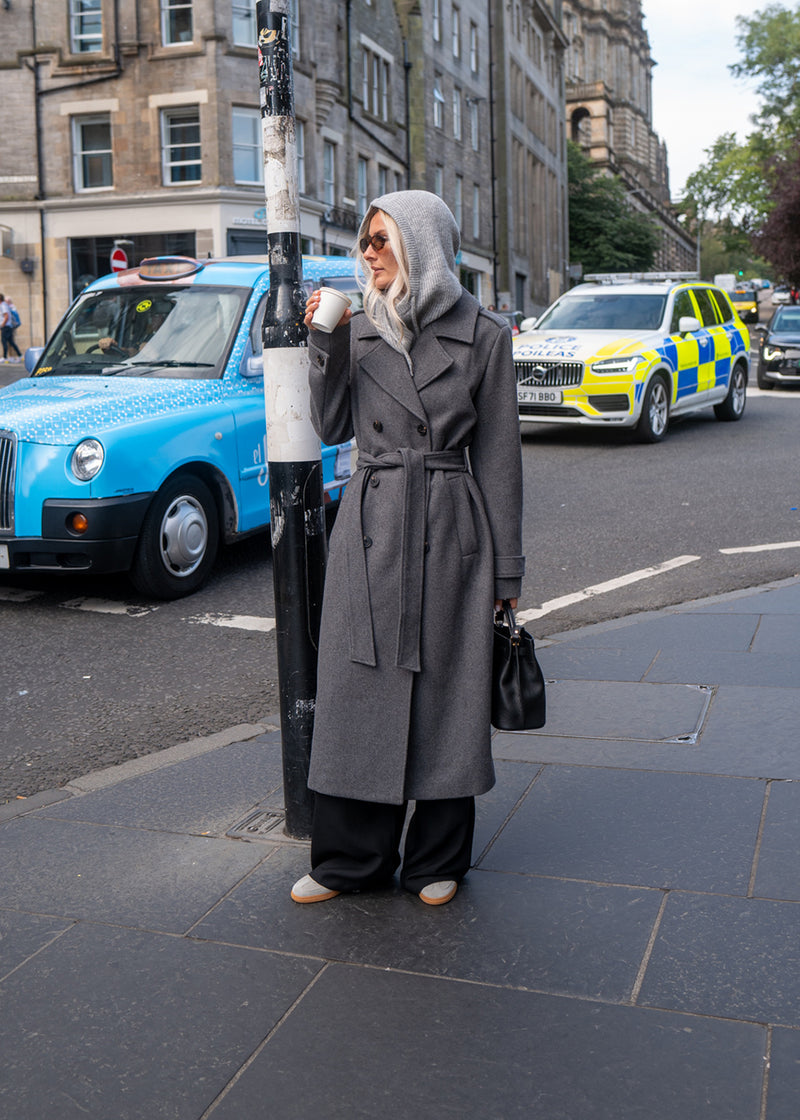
[293,190,524,906]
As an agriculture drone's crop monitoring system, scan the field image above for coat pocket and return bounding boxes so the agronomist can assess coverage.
[447,474,479,558]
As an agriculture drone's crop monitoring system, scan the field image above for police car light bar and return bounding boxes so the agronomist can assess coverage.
[582,272,700,284]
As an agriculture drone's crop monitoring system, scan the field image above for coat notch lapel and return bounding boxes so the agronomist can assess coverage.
[358,339,428,423]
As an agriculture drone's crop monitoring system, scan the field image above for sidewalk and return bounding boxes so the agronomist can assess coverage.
[1,578,799,1119]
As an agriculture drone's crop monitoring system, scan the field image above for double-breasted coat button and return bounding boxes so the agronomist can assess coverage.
[417,423,428,435]
[373,420,383,432]
[369,474,380,488]
[363,536,372,548]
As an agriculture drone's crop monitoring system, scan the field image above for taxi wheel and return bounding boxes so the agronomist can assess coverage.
[636,374,669,443]
[131,474,219,599]
[714,364,747,421]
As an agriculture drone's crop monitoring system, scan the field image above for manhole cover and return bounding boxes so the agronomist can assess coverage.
[227,809,285,840]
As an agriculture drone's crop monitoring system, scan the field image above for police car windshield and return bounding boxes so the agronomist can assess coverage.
[33,286,248,379]
[538,293,667,331]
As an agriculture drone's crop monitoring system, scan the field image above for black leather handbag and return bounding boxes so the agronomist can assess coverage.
[491,602,546,730]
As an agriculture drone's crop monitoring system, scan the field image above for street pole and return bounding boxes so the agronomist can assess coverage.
[257,0,326,839]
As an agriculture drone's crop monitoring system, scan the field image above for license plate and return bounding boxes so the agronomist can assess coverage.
[518,388,562,404]
[0,544,9,569]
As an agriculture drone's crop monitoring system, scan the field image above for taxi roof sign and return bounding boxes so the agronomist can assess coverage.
[137,257,204,281]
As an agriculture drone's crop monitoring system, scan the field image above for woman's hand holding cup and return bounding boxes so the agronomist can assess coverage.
[305,288,352,333]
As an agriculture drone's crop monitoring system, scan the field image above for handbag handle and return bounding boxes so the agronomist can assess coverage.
[496,599,521,645]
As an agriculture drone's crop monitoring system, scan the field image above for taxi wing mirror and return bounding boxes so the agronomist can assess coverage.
[678,316,701,335]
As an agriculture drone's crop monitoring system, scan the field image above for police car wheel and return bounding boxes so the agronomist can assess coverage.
[714,364,747,421]
[636,374,669,443]
[131,474,220,599]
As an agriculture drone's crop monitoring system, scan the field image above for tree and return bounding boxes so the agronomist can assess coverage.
[732,3,800,139]
[753,141,800,283]
[567,142,660,275]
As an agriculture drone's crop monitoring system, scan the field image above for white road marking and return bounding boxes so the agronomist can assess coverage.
[0,588,42,602]
[60,598,157,617]
[188,613,276,632]
[516,555,702,623]
[720,541,800,554]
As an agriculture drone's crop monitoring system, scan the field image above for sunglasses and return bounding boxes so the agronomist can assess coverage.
[359,232,390,254]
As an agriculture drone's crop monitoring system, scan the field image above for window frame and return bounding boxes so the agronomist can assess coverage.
[72,113,113,192]
[232,106,263,185]
[161,0,194,47]
[323,140,336,207]
[452,5,461,59]
[69,0,103,54]
[161,106,202,185]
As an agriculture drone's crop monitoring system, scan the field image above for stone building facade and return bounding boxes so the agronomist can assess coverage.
[561,0,695,273]
[0,0,570,346]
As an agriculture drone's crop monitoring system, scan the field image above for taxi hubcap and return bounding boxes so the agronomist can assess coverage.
[159,496,208,576]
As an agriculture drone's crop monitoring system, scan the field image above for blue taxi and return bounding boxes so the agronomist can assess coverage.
[514,273,749,441]
[0,255,360,598]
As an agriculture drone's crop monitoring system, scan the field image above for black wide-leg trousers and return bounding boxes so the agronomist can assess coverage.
[310,792,476,894]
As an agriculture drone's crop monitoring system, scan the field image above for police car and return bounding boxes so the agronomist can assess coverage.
[514,273,749,441]
[0,255,360,598]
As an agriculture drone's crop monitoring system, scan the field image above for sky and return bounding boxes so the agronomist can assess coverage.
[640,0,764,199]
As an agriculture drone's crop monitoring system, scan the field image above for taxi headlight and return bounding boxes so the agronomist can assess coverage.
[71,439,105,481]
[591,354,646,375]
[763,345,784,361]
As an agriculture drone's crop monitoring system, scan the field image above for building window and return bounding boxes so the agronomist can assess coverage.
[70,0,103,53]
[232,1,256,46]
[433,76,444,129]
[469,22,478,73]
[452,6,461,59]
[161,107,201,183]
[232,107,262,184]
[453,88,461,140]
[434,166,443,198]
[290,0,300,58]
[323,141,336,206]
[472,184,480,239]
[297,120,306,194]
[72,114,112,191]
[362,49,390,123]
[378,164,388,197]
[432,0,441,42]
[454,175,463,230]
[162,0,193,46]
[470,100,479,150]
[358,157,368,214]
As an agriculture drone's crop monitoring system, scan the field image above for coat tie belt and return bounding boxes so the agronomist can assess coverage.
[346,447,469,672]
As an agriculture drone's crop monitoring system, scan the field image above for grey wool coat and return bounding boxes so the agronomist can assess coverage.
[307,291,525,804]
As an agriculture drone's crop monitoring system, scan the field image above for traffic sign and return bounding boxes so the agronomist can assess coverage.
[110,247,128,272]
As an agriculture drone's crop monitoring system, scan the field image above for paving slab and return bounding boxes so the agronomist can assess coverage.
[479,766,765,893]
[516,679,711,742]
[40,738,283,835]
[209,963,766,1120]
[0,909,73,978]
[639,893,800,1028]
[537,644,656,682]
[753,781,800,902]
[644,647,800,688]
[0,922,322,1120]
[751,613,800,653]
[698,685,800,779]
[0,816,267,933]
[547,612,760,652]
[195,844,662,1000]
[766,1028,800,1120]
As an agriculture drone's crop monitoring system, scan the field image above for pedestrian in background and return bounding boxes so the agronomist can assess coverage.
[0,294,22,362]
[294,190,524,907]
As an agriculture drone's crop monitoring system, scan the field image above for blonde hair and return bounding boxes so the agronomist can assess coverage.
[355,209,412,349]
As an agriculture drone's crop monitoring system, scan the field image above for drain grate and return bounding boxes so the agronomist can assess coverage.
[227,808,285,840]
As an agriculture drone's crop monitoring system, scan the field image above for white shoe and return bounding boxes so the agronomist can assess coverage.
[291,873,340,904]
[419,880,458,905]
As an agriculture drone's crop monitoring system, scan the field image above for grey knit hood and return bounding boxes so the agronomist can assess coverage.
[359,190,463,343]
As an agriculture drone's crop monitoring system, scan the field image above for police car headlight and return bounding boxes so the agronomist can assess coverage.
[591,354,645,375]
[763,346,783,361]
[71,439,105,481]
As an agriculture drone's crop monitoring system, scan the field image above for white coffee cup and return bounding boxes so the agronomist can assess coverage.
[311,286,352,333]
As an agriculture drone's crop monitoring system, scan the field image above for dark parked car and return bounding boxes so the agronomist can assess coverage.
[755,306,800,389]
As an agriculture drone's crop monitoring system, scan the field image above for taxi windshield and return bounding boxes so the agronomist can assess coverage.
[537,293,667,331]
[33,285,248,379]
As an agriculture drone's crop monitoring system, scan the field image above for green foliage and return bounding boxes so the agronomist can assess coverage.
[567,142,660,274]
[732,3,800,138]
